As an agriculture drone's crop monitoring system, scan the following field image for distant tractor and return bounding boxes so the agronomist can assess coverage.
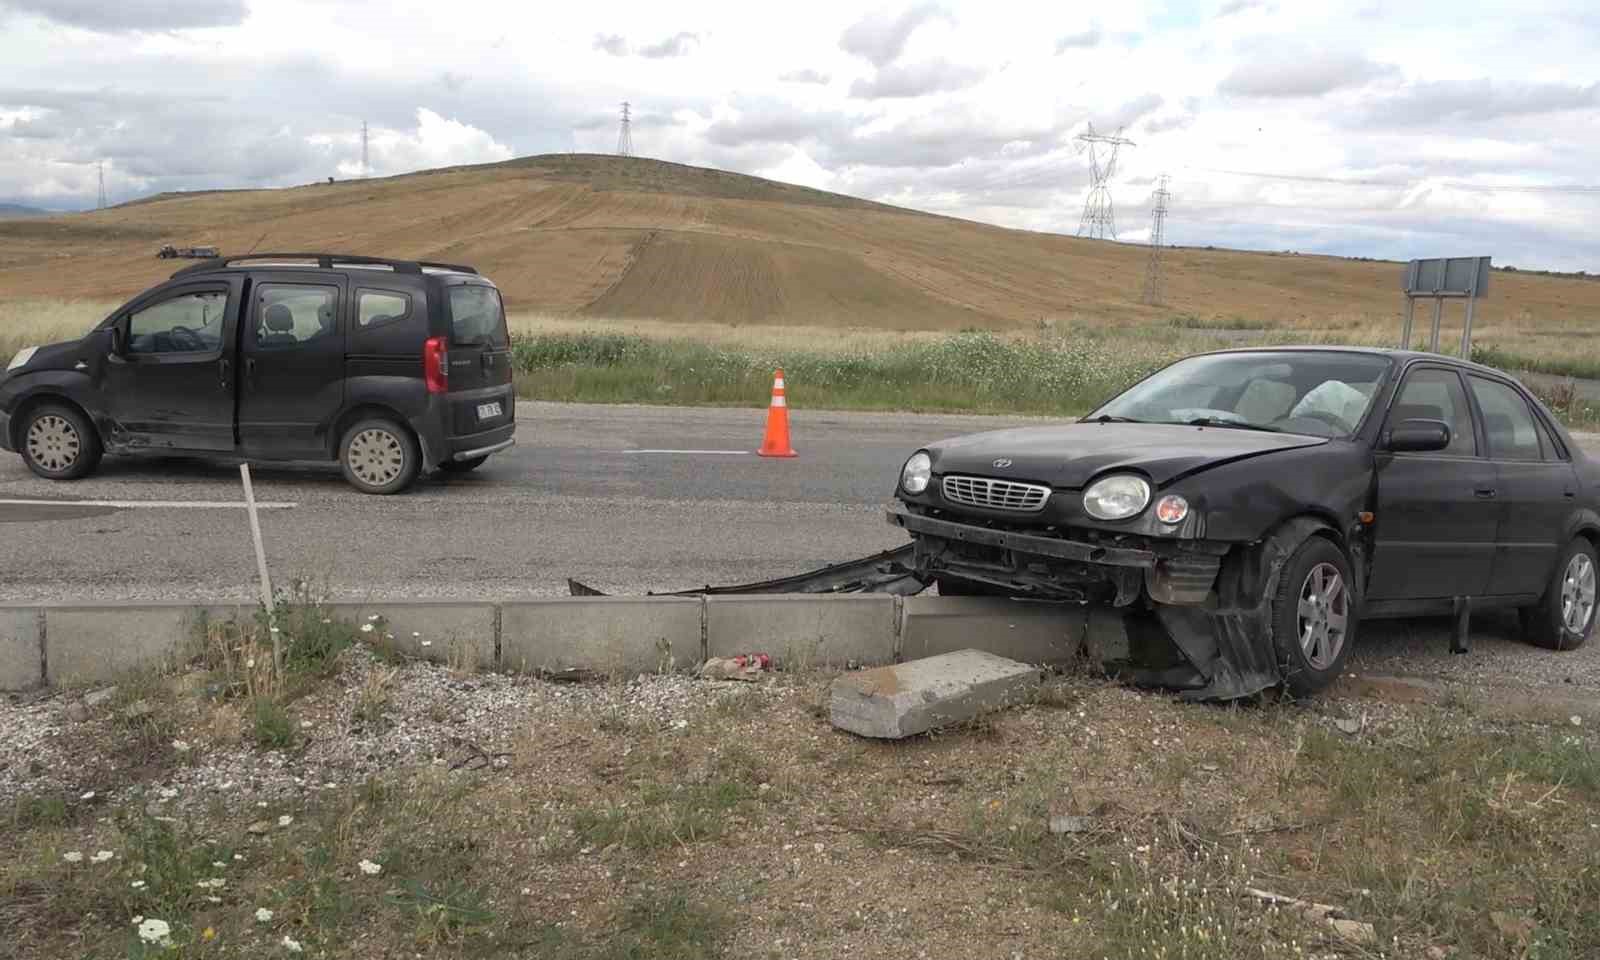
[157,244,220,259]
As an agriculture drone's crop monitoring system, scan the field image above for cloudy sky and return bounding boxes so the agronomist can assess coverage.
[2,0,1598,269]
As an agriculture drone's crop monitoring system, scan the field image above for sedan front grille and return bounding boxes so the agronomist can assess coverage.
[941,475,1050,512]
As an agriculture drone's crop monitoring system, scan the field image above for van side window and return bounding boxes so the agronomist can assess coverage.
[357,290,410,328]
[254,285,339,349]
[128,291,227,354]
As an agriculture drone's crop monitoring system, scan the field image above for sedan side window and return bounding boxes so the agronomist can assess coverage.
[254,285,339,349]
[1468,376,1543,461]
[128,291,227,355]
[1388,368,1475,456]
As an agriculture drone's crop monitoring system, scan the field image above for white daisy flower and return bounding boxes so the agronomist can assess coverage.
[358,859,382,876]
[360,623,375,634]
[278,814,293,827]
[130,880,146,889]
[137,918,172,944]
[282,935,304,952]
[62,851,84,863]
[90,850,114,863]
[256,907,274,923]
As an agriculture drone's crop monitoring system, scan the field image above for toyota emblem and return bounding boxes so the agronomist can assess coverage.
[992,458,1013,468]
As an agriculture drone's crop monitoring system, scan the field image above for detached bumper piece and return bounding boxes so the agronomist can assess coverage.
[567,545,928,597]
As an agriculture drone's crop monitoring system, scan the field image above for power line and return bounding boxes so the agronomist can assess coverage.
[1076,123,1135,239]
[1141,174,1171,305]
[617,102,634,157]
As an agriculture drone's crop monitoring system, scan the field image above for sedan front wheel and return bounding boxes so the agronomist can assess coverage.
[1270,535,1358,696]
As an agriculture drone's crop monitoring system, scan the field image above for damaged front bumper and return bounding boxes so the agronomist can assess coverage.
[885,502,1226,607]
[887,502,1309,702]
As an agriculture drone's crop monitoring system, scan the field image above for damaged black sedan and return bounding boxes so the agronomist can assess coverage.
[889,348,1600,698]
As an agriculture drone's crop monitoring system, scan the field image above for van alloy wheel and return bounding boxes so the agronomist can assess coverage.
[1563,553,1596,635]
[346,428,406,488]
[26,414,81,472]
[1297,561,1348,671]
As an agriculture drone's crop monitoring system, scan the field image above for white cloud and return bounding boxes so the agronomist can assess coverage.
[334,109,511,178]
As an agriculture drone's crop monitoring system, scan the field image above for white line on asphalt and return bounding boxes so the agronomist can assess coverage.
[0,498,299,510]
[622,449,751,455]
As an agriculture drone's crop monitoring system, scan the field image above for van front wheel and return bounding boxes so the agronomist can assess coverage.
[20,403,102,481]
[339,419,419,495]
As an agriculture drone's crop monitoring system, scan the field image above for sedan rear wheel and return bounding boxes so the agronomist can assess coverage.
[339,419,419,495]
[1520,538,1596,651]
[1271,536,1358,696]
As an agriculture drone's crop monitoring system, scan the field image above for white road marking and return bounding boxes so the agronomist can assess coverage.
[621,449,750,456]
[0,498,298,510]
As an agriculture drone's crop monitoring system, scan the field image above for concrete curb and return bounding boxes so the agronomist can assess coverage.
[0,594,1089,690]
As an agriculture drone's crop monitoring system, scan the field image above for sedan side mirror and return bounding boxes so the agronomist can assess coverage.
[1386,418,1451,453]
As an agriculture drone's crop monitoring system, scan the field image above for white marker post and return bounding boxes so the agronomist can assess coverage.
[239,463,279,672]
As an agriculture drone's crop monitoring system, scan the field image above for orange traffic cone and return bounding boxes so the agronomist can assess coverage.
[758,368,798,458]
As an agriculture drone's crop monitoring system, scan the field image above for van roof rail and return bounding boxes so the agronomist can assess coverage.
[170,253,478,279]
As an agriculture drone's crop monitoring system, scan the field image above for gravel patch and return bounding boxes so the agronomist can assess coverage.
[0,649,787,808]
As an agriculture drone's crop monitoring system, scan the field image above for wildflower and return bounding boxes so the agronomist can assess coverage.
[421,640,432,647]
[80,790,95,800]
[90,850,114,863]
[246,658,256,668]
[212,860,226,869]
[367,614,380,622]
[412,631,421,638]
[360,623,375,634]
[197,877,227,890]
[202,927,216,941]
[133,916,143,924]
[321,618,331,624]
[207,895,222,903]
[137,918,172,945]
[358,859,383,876]
[62,851,84,863]
[131,880,146,889]
[278,814,293,827]
[172,740,191,752]
[282,934,303,952]
[256,907,274,923]
[270,626,280,634]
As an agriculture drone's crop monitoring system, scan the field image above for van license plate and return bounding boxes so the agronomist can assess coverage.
[476,402,503,420]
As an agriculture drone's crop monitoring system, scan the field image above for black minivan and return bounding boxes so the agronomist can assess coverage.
[0,253,515,494]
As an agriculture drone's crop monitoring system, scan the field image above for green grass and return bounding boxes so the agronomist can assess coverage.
[510,330,1169,417]
[1474,342,1600,382]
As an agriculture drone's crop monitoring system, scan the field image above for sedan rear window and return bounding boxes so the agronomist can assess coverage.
[448,285,508,347]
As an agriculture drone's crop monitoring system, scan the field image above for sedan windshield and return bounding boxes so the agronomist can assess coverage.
[1089,351,1393,438]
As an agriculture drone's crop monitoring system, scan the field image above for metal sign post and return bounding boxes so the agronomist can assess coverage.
[239,463,280,673]
[1400,256,1491,358]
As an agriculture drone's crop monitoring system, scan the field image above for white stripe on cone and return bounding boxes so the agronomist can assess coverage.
[774,378,785,389]
[771,396,786,407]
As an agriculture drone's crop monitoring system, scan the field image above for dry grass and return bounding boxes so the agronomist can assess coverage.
[5,652,1599,959]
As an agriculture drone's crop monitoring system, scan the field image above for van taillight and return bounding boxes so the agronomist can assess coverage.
[423,337,448,394]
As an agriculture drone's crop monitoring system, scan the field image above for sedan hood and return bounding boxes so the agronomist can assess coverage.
[925,422,1328,489]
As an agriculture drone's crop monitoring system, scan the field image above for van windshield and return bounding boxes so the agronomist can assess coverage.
[448,285,509,347]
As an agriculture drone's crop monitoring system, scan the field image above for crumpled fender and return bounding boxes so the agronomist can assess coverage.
[1126,515,1342,701]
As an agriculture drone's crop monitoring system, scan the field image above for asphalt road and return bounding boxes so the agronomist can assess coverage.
[1,403,1597,609]
[0,402,1050,602]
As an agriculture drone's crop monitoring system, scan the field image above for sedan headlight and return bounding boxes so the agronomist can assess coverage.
[1083,474,1151,520]
[900,451,932,494]
[6,346,38,372]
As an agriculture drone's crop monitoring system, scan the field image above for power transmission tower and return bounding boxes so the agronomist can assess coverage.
[1075,123,1135,239]
[97,161,107,209]
[616,102,634,157]
[1141,175,1172,305]
[361,121,370,178]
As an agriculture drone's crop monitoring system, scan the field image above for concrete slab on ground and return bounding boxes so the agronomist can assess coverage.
[44,604,205,686]
[0,607,42,691]
[829,648,1041,739]
[706,594,896,668]
[501,597,701,676]
[900,596,1084,665]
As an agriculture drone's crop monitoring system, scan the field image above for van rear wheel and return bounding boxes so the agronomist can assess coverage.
[339,419,419,495]
[19,403,102,481]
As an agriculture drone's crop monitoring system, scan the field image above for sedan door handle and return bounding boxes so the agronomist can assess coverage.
[1474,487,1497,499]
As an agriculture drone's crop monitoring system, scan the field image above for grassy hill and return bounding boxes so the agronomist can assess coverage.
[0,203,51,219]
[1,153,1597,384]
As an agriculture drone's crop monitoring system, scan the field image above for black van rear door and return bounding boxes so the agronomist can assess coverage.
[443,282,513,435]
[238,273,348,458]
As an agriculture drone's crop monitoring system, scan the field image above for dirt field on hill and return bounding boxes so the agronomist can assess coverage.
[3,154,1599,360]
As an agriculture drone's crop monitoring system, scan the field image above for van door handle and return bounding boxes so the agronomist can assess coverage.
[1474,487,1497,499]
[219,357,230,389]
[245,358,256,387]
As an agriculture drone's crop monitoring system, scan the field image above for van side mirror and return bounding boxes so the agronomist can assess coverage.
[1386,418,1451,452]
